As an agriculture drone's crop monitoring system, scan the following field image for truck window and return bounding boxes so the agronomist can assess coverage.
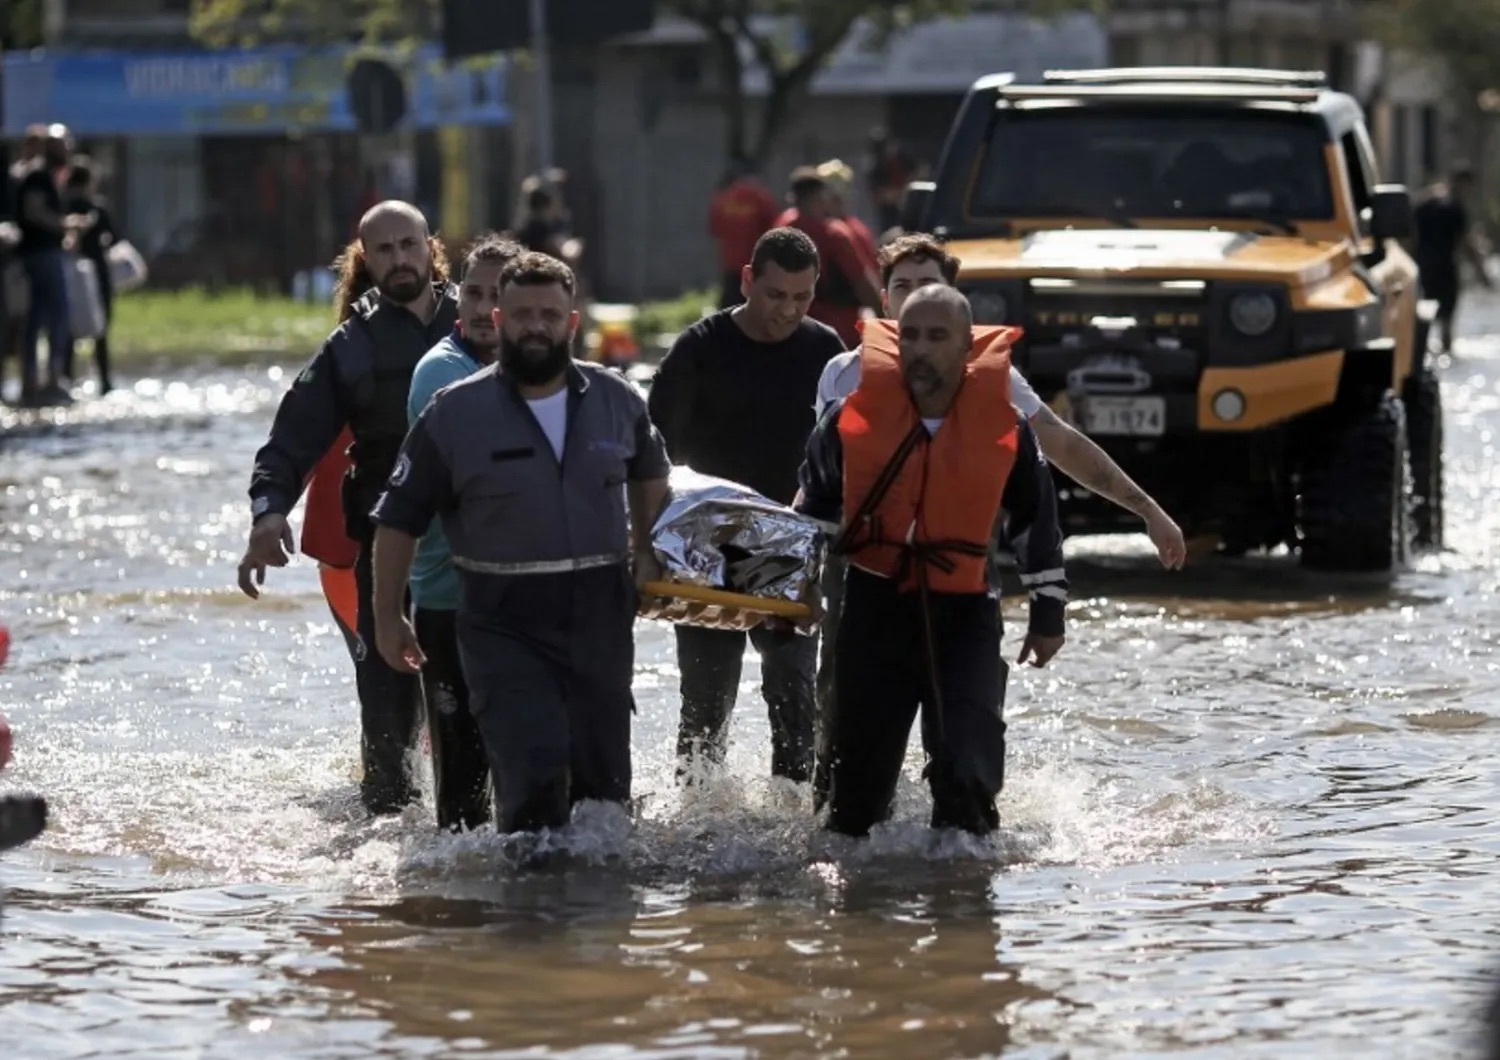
[1340,127,1378,236]
[968,108,1335,223]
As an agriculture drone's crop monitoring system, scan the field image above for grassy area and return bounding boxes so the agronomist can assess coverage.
[110,288,336,368]
[109,286,718,369]
[635,288,716,348]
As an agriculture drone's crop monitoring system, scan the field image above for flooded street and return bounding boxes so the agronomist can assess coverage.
[2,304,1499,1059]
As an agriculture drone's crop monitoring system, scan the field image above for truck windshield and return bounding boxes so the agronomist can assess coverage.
[969,107,1335,223]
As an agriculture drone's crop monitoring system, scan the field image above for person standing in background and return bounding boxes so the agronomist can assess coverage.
[14,127,82,406]
[865,129,915,234]
[775,170,883,348]
[709,156,781,309]
[815,159,880,269]
[1414,163,1493,354]
[62,158,117,395]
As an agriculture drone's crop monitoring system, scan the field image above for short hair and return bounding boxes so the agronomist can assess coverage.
[500,250,576,297]
[527,186,554,212]
[789,168,826,203]
[64,156,95,190]
[749,226,820,277]
[878,233,960,287]
[460,233,522,280]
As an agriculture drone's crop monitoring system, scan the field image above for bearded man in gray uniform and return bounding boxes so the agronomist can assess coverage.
[369,252,671,833]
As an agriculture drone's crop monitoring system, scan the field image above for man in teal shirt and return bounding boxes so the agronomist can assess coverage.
[407,234,519,830]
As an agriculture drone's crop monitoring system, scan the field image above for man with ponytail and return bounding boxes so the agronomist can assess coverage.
[237,200,458,818]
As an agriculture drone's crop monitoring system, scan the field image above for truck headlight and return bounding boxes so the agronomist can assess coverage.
[1229,292,1278,337]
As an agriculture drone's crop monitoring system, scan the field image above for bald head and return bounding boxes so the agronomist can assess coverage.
[899,282,972,329]
[358,200,433,306]
[358,199,428,241]
[897,284,974,409]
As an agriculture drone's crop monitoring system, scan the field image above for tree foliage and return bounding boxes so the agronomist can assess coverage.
[0,0,46,49]
[189,0,440,48]
[664,0,1098,168]
[1366,0,1500,103]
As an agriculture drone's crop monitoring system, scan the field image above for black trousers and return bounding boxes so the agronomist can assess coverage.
[413,607,493,832]
[353,540,424,814]
[458,565,637,833]
[675,623,816,782]
[825,567,1008,838]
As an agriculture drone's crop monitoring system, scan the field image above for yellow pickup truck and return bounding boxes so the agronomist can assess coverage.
[903,67,1442,572]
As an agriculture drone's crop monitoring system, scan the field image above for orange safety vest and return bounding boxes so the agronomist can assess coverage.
[837,319,1024,594]
[300,427,359,569]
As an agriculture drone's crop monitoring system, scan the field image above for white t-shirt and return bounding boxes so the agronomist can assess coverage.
[814,346,1044,421]
[526,389,569,461]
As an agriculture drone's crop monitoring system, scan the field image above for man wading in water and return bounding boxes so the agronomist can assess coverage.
[239,201,457,818]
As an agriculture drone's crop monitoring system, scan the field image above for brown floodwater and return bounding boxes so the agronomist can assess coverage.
[2,302,1499,1058]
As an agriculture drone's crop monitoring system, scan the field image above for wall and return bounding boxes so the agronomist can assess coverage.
[591,46,883,302]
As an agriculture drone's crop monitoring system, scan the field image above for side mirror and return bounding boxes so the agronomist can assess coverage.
[1371,184,1414,241]
[899,181,935,234]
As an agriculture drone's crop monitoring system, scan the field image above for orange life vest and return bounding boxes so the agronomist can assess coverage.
[837,319,1024,594]
[300,427,359,569]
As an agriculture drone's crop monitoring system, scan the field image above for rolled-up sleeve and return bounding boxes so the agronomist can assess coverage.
[629,404,672,481]
[794,400,846,530]
[999,419,1068,637]
[369,411,454,537]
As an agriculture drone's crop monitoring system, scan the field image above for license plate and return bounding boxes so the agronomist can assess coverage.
[1081,396,1166,436]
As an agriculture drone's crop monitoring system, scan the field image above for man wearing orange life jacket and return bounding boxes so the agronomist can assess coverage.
[794,285,1067,837]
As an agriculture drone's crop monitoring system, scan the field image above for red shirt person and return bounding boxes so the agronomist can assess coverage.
[775,169,882,347]
[709,160,781,309]
[816,158,880,269]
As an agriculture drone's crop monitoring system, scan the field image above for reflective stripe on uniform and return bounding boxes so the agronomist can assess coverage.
[451,552,630,576]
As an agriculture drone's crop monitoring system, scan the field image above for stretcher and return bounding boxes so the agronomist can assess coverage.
[637,580,814,631]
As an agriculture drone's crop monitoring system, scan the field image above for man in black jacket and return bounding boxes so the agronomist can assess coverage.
[647,227,846,785]
[237,200,458,816]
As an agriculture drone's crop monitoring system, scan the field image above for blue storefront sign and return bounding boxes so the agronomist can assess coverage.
[2,45,510,136]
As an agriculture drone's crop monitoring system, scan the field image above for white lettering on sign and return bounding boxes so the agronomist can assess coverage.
[124,57,290,99]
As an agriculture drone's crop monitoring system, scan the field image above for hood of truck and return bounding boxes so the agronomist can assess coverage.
[948,228,1354,286]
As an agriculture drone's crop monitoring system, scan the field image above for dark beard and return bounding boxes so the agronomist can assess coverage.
[500,335,572,386]
[377,267,428,303]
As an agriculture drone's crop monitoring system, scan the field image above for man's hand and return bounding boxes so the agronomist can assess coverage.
[236,514,295,599]
[633,546,663,592]
[1018,632,1065,669]
[375,615,426,674]
[1145,508,1187,570]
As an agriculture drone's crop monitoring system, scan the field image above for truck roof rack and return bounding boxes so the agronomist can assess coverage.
[1041,67,1329,89]
[999,82,1324,104]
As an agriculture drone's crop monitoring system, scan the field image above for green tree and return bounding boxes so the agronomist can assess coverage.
[0,0,46,49]
[1366,0,1500,105]
[667,0,1099,169]
[190,0,439,48]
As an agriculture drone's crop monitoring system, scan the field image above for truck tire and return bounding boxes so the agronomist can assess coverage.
[1299,393,1410,573]
[1403,369,1444,549]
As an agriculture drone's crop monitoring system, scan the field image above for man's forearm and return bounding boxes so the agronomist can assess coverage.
[371,527,417,623]
[1031,409,1162,521]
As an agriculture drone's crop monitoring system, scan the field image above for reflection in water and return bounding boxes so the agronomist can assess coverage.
[4,315,1500,1055]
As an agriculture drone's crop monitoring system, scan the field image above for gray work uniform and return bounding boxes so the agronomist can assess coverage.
[370,362,671,833]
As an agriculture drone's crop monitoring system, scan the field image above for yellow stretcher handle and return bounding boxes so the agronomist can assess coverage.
[639,581,813,620]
